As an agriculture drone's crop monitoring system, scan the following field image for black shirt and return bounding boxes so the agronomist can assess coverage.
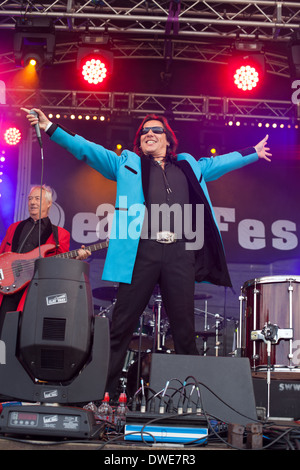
[142,157,194,240]
[17,217,52,253]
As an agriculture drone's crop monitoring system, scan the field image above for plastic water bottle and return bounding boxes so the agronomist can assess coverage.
[97,392,113,424]
[115,393,128,432]
[83,402,98,414]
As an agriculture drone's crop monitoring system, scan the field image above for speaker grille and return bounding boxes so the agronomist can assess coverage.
[41,349,64,370]
[42,318,66,341]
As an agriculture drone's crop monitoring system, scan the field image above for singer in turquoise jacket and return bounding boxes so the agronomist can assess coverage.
[45,123,264,288]
[22,108,272,397]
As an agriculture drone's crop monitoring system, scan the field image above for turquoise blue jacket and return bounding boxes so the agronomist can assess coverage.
[48,124,259,286]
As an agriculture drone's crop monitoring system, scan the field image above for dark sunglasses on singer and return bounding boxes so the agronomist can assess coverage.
[141,126,165,135]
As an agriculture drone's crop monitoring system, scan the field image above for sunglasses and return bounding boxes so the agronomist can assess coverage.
[141,126,165,135]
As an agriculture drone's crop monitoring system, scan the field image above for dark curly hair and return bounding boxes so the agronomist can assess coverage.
[133,114,178,160]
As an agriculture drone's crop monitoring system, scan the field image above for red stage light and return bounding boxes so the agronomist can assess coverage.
[4,127,22,145]
[81,57,108,85]
[233,64,259,91]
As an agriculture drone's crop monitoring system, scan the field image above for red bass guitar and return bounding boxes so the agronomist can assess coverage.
[0,240,109,295]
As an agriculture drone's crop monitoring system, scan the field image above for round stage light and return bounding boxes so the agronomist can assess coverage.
[81,57,108,85]
[4,127,22,146]
[234,65,259,91]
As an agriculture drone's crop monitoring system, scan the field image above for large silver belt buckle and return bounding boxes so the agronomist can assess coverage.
[156,231,177,244]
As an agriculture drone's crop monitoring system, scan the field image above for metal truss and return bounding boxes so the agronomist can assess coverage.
[0,1,299,78]
[0,38,290,79]
[0,1,299,42]
[2,88,297,123]
[0,1,299,121]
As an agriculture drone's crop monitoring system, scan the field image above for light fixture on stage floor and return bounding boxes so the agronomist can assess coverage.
[0,257,110,439]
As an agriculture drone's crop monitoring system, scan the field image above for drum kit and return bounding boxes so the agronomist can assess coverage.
[94,275,300,414]
[94,285,237,397]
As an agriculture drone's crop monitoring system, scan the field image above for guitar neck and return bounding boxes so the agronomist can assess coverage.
[54,240,109,259]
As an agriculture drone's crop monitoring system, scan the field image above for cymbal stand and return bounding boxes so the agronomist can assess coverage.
[214,314,221,357]
[153,294,163,351]
[203,300,208,356]
[136,314,145,392]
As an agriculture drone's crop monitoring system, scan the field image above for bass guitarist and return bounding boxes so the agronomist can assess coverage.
[0,184,90,338]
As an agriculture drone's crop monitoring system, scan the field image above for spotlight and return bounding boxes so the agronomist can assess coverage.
[13,17,55,68]
[229,42,265,92]
[22,52,43,69]
[4,127,22,146]
[77,47,114,86]
[234,65,259,91]
[288,32,300,79]
[82,57,108,84]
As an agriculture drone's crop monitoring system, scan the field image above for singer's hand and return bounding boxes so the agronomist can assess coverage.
[21,107,50,131]
[254,134,272,162]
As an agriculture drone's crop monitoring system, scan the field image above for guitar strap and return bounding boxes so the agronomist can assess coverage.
[51,224,59,249]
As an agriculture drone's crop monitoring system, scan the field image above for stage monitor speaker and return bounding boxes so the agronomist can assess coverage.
[18,257,94,382]
[149,354,257,426]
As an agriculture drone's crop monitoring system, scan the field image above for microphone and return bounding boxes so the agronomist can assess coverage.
[29,109,43,148]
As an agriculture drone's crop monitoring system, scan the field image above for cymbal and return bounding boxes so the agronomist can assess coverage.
[149,292,212,307]
[195,330,217,338]
[93,286,118,301]
[194,293,212,300]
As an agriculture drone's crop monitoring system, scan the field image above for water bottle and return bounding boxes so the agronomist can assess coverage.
[97,392,113,424]
[83,402,98,414]
[115,393,128,432]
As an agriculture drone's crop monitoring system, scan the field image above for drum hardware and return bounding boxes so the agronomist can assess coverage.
[251,323,293,346]
[251,321,294,419]
[239,276,300,370]
[153,294,163,351]
[215,314,222,357]
[194,303,226,356]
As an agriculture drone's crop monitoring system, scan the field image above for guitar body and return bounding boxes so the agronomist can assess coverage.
[0,244,56,294]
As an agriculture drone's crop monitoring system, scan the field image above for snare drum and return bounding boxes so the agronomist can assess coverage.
[239,276,300,370]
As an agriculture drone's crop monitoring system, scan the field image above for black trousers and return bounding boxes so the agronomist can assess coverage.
[105,239,199,398]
